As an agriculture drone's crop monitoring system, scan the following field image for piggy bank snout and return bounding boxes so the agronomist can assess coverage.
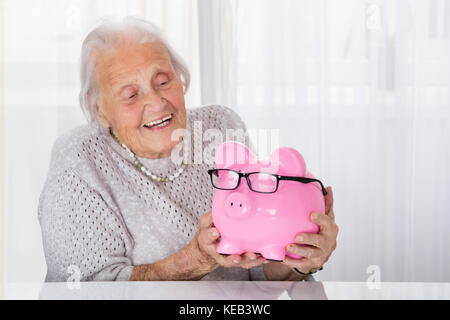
[224,192,252,219]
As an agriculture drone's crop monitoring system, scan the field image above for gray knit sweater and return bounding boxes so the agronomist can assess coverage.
[38,105,269,282]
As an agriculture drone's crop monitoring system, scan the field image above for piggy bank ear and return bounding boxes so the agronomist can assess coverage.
[215,141,255,169]
[269,147,306,176]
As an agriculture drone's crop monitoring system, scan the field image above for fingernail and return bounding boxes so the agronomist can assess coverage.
[312,212,319,219]
[233,259,239,264]
[250,256,256,260]
[212,230,218,237]
[263,260,270,264]
[296,235,304,243]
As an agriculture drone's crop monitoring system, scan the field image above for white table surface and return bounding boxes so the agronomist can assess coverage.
[4,281,450,300]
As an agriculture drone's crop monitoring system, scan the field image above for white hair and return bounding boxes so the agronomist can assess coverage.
[79,16,190,124]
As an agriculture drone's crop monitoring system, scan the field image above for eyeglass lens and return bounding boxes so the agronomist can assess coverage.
[247,172,277,193]
[211,170,278,193]
[211,170,239,189]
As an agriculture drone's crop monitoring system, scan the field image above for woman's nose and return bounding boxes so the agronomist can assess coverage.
[142,90,165,112]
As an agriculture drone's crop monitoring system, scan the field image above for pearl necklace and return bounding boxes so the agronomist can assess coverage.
[110,128,188,182]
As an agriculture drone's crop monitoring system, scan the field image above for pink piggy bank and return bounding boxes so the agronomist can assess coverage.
[209,141,327,261]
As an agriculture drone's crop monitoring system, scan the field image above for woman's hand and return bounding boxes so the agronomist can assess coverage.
[191,210,268,272]
[281,186,339,275]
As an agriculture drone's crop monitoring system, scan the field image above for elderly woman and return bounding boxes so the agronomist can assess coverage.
[38,17,338,282]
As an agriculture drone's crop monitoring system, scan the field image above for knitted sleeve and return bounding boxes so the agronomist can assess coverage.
[38,168,134,282]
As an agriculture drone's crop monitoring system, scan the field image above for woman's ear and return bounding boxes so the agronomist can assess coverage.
[96,100,111,129]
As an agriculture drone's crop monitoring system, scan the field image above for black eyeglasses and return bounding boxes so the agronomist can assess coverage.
[207,169,327,196]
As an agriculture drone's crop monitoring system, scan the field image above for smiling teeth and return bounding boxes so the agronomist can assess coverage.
[144,114,172,128]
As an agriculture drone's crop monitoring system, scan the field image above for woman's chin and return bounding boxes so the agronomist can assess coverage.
[136,121,186,159]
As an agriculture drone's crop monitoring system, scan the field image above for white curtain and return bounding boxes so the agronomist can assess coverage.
[199,0,450,282]
[2,0,449,284]
[2,0,202,283]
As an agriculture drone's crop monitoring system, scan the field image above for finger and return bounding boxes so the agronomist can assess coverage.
[198,227,220,246]
[221,252,267,269]
[310,211,334,233]
[282,256,315,272]
[242,252,259,262]
[294,233,326,250]
[199,210,213,229]
[239,253,267,269]
[324,186,334,219]
[245,257,268,269]
[286,243,321,259]
[210,252,239,268]
[225,254,242,266]
[196,228,222,262]
[327,208,335,222]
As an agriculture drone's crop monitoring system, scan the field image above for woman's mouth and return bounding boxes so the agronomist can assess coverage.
[143,114,173,130]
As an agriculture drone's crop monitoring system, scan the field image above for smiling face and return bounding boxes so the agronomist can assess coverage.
[95,40,187,159]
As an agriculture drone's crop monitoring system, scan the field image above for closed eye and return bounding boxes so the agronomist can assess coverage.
[154,72,171,88]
